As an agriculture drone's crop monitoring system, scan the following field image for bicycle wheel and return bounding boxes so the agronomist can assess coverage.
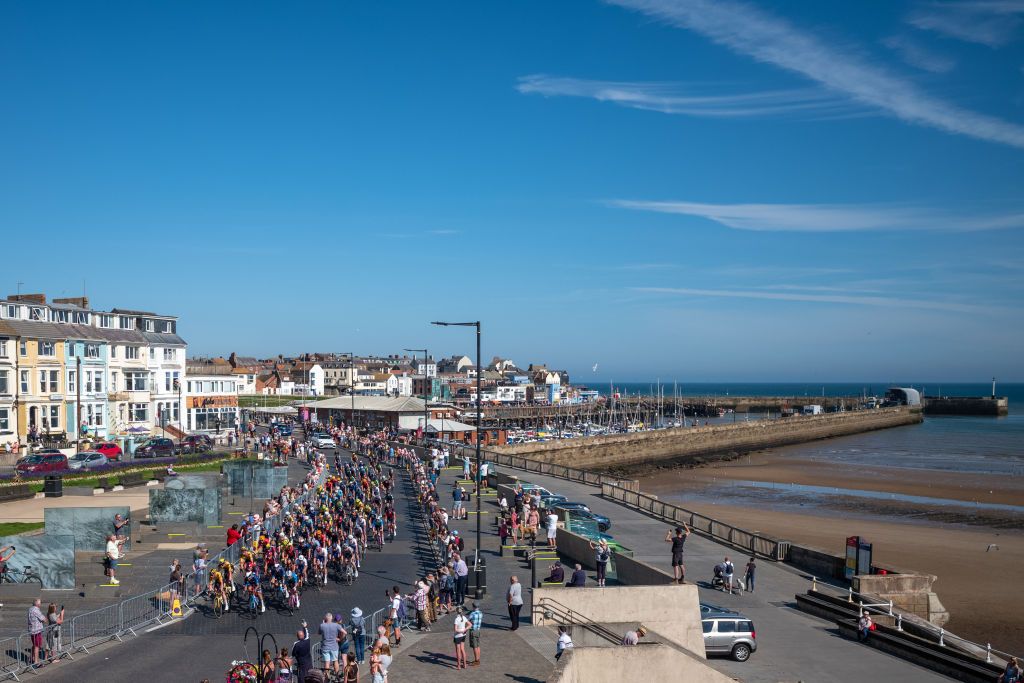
[214,596,224,619]
[22,573,42,587]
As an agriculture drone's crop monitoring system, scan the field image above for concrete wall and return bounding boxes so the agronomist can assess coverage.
[854,574,949,626]
[785,543,846,580]
[44,506,131,552]
[224,460,288,498]
[923,396,1008,416]
[533,584,706,658]
[611,551,675,586]
[491,408,921,470]
[0,534,75,589]
[550,645,734,683]
[149,488,221,526]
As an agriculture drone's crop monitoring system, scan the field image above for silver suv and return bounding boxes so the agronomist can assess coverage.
[701,613,757,662]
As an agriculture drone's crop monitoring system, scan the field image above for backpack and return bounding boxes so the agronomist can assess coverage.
[395,598,407,621]
[350,616,364,637]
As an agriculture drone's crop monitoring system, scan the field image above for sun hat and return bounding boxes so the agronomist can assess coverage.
[351,607,363,618]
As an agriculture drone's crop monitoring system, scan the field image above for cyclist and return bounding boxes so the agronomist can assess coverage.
[245,568,266,614]
[208,568,229,612]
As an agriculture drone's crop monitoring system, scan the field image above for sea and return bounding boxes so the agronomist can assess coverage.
[594,382,1024,478]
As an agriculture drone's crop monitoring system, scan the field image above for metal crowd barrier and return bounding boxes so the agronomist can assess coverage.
[599,482,784,560]
[0,465,328,681]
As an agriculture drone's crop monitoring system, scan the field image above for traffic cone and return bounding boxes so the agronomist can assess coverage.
[171,597,183,617]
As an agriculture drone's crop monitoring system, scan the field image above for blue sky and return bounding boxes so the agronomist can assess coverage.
[2,0,1023,382]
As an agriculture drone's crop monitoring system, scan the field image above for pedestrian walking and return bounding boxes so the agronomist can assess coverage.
[467,601,483,666]
[744,557,756,593]
[621,626,647,646]
[664,525,691,584]
[507,575,523,631]
[722,557,735,594]
[555,625,573,661]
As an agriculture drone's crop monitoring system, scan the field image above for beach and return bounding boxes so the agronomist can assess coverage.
[638,447,1024,654]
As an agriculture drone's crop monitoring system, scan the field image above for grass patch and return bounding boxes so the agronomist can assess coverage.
[0,522,45,536]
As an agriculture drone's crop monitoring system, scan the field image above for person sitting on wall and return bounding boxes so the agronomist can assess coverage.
[541,562,564,586]
[567,564,586,587]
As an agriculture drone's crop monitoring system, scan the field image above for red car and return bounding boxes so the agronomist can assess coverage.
[15,452,70,474]
[93,442,123,461]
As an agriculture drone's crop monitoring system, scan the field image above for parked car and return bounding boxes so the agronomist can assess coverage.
[180,434,214,454]
[92,442,123,461]
[16,452,70,474]
[68,451,109,470]
[553,505,611,532]
[133,438,177,458]
[700,603,739,616]
[313,435,337,449]
[272,423,293,436]
[702,612,757,661]
[538,494,569,510]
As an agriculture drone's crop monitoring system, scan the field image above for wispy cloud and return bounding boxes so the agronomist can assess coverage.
[907,1,1024,47]
[608,198,1024,232]
[882,35,956,73]
[517,75,861,119]
[607,0,1024,149]
[429,229,461,235]
[611,263,680,270]
[633,286,996,313]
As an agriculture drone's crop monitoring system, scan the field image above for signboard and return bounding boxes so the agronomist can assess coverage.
[188,395,238,409]
[844,536,859,580]
[857,538,873,576]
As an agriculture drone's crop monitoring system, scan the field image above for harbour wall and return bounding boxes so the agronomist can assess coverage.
[923,396,1008,416]
[488,407,922,471]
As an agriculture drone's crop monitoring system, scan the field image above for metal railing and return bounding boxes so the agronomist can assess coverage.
[534,596,623,646]
[0,465,327,681]
[600,482,786,560]
[805,576,1021,667]
[309,606,411,668]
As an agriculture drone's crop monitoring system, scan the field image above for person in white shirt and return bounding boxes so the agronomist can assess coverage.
[105,535,122,585]
[556,625,573,661]
[546,512,559,548]
[388,585,403,648]
[453,607,470,670]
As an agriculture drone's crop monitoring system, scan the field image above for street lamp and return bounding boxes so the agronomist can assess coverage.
[431,320,483,598]
[404,348,429,443]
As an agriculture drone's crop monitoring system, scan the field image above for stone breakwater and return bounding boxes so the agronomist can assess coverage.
[490,407,922,472]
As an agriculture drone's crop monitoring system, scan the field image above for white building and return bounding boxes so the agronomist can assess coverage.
[184,364,239,434]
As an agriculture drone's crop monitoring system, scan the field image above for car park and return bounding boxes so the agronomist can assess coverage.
[92,442,123,461]
[16,452,70,474]
[701,612,757,661]
[133,438,177,458]
[68,451,109,470]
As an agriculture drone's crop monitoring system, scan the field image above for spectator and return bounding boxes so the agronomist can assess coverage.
[857,612,873,642]
[452,553,469,606]
[545,510,559,548]
[113,513,129,545]
[588,539,611,588]
[226,524,242,546]
[318,612,344,676]
[27,598,46,666]
[192,553,207,598]
[291,627,313,683]
[45,603,64,660]
[0,545,15,578]
[664,525,691,585]
[507,575,523,631]
[349,607,366,664]
[453,606,469,670]
[542,562,564,585]
[567,563,587,587]
[105,534,122,585]
[621,626,646,646]
[556,624,573,661]
[467,601,483,667]
[998,657,1021,683]
[744,557,756,593]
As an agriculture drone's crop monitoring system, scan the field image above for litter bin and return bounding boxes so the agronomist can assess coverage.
[473,555,487,598]
[43,475,63,498]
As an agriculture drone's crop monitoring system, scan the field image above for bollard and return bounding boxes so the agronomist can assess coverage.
[896,614,903,632]
[986,643,992,664]
[888,600,893,616]
[811,576,817,592]
[847,586,853,603]
[939,628,945,647]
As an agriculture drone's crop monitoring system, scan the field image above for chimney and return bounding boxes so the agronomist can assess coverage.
[52,296,89,309]
[8,293,47,305]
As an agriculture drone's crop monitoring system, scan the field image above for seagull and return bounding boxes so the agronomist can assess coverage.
[986,544,999,552]
[592,363,598,372]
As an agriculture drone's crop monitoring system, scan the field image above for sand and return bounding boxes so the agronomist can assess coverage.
[639,454,1024,654]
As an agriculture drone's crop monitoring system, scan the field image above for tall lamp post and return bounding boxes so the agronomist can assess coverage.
[404,348,429,444]
[431,320,482,598]
[338,352,355,433]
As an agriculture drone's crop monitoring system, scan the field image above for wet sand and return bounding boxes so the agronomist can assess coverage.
[638,453,1024,653]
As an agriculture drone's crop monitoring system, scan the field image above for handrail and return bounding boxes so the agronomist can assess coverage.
[806,575,1021,666]
[535,596,623,646]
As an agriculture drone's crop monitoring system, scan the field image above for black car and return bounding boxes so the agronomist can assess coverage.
[134,438,177,458]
